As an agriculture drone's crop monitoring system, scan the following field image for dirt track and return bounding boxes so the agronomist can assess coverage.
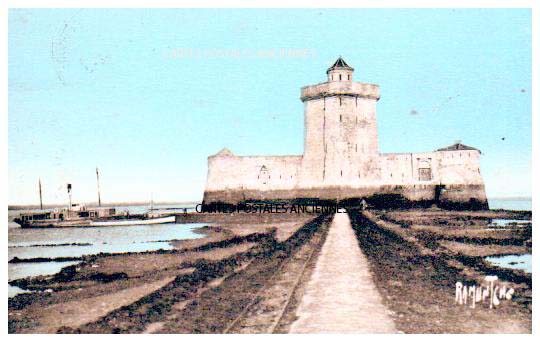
[290,212,396,333]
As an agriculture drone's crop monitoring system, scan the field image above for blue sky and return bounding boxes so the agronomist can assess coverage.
[9,9,531,205]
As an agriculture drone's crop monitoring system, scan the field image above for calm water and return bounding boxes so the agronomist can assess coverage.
[485,254,532,273]
[9,261,81,297]
[8,204,204,298]
[8,223,205,259]
[490,218,531,227]
[488,198,532,211]
[483,200,531,274]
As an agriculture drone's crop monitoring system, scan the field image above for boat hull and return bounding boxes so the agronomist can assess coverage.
[91,216,176,226]
[15,216,176,228]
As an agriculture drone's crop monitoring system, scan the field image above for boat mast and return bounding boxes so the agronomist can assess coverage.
[96,167,101,207]
[38,178,43,210]
[67,183,72,210]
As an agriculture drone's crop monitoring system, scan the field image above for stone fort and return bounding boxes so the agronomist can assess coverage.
[203,58,488,209]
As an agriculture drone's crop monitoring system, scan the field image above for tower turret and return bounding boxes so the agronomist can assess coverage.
[327,57,354,82]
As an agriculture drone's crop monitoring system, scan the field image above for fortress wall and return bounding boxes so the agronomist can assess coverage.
[206,155,302,192]
[203,184,487,209]
[205,150,487,205]
[380,152,440,185]
[435,150,484,185]
[381,151,483,186]
[380,153,414,185]
[378,150,487,206]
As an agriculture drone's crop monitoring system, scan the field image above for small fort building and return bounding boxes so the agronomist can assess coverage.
[203,58,488,209]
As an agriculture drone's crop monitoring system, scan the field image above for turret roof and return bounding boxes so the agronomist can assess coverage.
[436,142,480,152]
[214,148,234,156]
[327,57,354,73]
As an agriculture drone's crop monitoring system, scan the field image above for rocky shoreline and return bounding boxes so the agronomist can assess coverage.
[350,209,531,333]
[8,209,531,333]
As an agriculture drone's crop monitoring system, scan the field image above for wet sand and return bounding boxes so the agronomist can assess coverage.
[351,210,531,333]
[9,212,316,333]
[8,209,531,333]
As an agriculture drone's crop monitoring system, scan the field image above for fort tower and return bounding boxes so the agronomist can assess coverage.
[299,57,381,188]
[203,57,488,209]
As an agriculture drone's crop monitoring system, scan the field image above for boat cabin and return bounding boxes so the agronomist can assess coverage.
[18,204,117,222]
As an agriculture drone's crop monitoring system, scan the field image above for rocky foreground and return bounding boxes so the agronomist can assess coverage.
[9,209,531,333]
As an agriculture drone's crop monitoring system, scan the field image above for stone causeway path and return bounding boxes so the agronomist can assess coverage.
[290,212,397,333]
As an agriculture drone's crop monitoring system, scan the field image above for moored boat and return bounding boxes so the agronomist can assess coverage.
[14,204,176,228]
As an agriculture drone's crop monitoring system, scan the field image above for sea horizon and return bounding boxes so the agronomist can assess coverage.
[7,196,532,211]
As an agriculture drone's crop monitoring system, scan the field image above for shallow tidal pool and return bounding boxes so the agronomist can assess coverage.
[485,254,531,273]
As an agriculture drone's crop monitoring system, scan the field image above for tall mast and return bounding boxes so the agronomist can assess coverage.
[96,167,102,207]
[67,183,72,210]
[38,178,43,210]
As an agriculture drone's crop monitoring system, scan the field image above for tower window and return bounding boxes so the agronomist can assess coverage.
[339,74,342,81]
[355,144,357,152]
[340,115,342,122]
[339,97,342,106]
[341,170,343,176]
[348,75,350,80]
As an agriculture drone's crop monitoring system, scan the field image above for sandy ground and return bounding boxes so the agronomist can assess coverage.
[16,276,178,333]
[290,212,396,333]
[350,210,531,333]
[8,209,531,334]
[9,213,317,333]
[223,217,330,333]
[439,240,529,257]
[153,214,332,334]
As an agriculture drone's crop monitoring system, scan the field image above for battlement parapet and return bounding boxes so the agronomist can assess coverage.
[300,81,380,102]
